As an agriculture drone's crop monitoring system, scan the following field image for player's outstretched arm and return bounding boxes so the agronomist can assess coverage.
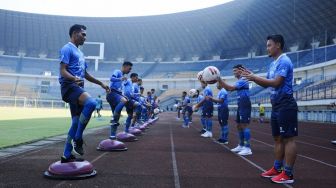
[240,68,284,88]
[217,76,236,91]
[85,71,110,92]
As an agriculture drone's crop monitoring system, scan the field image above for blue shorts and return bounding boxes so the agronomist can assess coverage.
[106,90,125,111]
[61,82,85,104]
[125,99,138,114]
[202,102,213,118]
[61,82,85,117]
[271,95,298,137]
[218,106,229,125]
[236,97,251,124]
[182,106,192,116]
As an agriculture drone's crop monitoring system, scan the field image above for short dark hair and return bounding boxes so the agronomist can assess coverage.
[233,64,245,69]
[151,88,155,91]
[130,73,138,78]
[69,24,86,37]
[138,78,142,82]
[267,34,285,50]
[123,61,133,67]
[183,91,187,95]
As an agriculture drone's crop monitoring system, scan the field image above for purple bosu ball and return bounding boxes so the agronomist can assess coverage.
[116,132,138,142]
[129,127,142,136]
[96,139,128,151]
[44,160,96,180]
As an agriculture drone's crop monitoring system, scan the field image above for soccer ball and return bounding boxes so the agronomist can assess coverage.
[188,89,197,97]
[154,108,160,114]
[197,70,204,81]
[202,66,220,84]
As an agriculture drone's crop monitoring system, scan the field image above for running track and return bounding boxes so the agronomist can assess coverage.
[0,112,335,188]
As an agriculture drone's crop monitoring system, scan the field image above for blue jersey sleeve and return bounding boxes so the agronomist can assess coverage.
[235,79,248,90]
[110,70,122,82]
[275,60,290,78]
[60,46,71,65]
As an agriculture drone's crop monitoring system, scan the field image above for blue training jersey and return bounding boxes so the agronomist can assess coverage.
[58,42,87,84]
[182,96,192,107]
[95,98,103,109]
[267,54,294,100]
[202,86,213,109]
[217,88,228,108]
[235,77,250,100]
[133,83,140,101]
[123,79,134,99]
[109,70,125,92]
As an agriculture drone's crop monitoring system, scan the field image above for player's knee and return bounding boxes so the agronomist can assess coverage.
[85,97,97,110]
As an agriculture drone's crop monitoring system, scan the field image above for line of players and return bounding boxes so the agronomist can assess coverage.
[59,24,160,165]
[176,64,252,157]
[60,24,296,184]
[177,34,298,184]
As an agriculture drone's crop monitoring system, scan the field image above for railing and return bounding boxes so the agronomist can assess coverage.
[0,96,67,109]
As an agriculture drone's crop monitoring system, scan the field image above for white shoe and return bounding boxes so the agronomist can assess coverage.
[201,131,212,138]
[182,125,189,128]
[231,145,244,153]
[331,140,336,145]
[208,132,213,137]
[237,147,252,156]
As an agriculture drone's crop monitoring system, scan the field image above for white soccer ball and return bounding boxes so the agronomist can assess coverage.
[154,108,160,114]
[197,70,204,81]
[188,89,197,97]
[202,66,220,84]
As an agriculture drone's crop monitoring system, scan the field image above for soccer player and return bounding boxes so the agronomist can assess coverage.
[195,81,214,138]
[123,73,140,133]
[94,95,103,118]
[258,103,265,123]
[217,64,252,156]
[106,61,133,139]
[130,77,143,127]
[181,91,192,128]
[139,86,151,123]
[195,90,206,134]
[241,34,298,183]
[59,24,109,163]
[207,82,229,144]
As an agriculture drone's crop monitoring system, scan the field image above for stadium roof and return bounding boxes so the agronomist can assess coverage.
[0,0,336,61]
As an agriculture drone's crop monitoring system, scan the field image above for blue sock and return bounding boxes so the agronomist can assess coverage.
[243,128,251,148]
[184,115,189,125]
[112,102,125,123]
[125,116,132,132]
[238,131,244,146]
[63,116,78,158]
[274,160,283,171]
[75,98,96,140]
[110,124,118,137]
[201,118,206,129]
[221,125,229,140]
[284,165,293,176]
[206,119,213,132]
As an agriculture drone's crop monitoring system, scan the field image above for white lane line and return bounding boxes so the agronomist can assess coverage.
[211,138,293,188]
[191,126,294,188]
[251,129,336,152]
[250,138,336,168]
[170,124,181,188]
